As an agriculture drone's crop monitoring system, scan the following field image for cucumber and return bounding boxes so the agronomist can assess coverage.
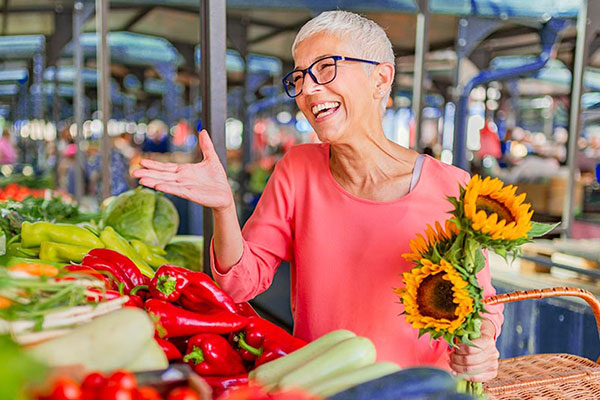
[328,367,457,400]
[309,362,400,398]
[278,336,376,390]
[27,308,155,372]
[126,339,169,372]
[249,329,355,386]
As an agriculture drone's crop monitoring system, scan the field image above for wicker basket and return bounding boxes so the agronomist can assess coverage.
[482,287,600,400]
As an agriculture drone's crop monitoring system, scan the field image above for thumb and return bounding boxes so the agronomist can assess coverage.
[198,129,217,159]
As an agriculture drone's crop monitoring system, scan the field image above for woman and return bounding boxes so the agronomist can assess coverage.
[133,11,503,382]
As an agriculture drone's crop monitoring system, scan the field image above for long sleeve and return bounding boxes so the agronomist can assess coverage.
[211,152,295,302]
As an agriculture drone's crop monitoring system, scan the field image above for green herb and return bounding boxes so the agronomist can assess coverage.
[0,270,90,322]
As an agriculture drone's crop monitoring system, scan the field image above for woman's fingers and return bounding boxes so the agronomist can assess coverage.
[133,168,179,182]
[138,158,180,172]
[198,129,217,159]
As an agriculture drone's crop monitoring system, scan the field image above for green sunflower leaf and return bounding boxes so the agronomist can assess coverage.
[474,248,486,273]
[528,221,560,238]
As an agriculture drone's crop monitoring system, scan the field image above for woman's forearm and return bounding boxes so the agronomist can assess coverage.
[212,204,245,274]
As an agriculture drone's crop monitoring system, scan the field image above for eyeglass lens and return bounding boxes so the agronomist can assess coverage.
[284,57,337,97]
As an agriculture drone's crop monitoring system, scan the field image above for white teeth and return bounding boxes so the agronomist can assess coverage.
[311,102,340,116]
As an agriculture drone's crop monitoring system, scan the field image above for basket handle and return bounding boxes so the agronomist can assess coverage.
[484,287,600,363]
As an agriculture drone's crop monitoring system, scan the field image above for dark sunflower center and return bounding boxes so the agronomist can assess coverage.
[416,273,457,320]
[476,195,515,223]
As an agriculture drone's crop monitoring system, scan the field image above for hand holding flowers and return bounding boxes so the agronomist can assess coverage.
[396,175,558,396]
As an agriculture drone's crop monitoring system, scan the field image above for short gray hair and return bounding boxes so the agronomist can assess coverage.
[292,10,395,116]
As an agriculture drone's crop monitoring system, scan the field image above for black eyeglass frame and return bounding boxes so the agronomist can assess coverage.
[282,55,380,98]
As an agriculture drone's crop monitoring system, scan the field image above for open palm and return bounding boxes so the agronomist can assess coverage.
[132,130,233,211]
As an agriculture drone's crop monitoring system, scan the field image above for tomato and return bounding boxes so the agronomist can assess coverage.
[100,387,135,400]
[47,377,82,400]
[106,370,137,391]
[166,387,200,400]
[81,372,106,391]
[135,387,162,400]
[81,372,106,400]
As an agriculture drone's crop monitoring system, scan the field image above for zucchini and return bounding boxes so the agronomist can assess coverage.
[309,362,400,398]
[328,367,457,400]
[125,339,169,372]
[27,307,155,372]
[278,336,376,390]
[249,329,355,386]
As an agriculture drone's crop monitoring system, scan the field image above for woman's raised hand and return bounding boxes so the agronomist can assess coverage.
[132,130,234,211]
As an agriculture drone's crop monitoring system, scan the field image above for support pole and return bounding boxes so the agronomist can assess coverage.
[73,1,87,202]
[200,0,227,273]
[412,0,429,151]
[96,0,111,200]
[563,0,600,238]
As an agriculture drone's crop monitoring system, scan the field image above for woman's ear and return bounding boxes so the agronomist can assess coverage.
[374,62,395,98]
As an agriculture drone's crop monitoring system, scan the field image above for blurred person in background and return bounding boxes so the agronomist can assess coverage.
[57,143,77,195]
[0,129,17,164]
[142,119,170,154]
[86,139,130,200]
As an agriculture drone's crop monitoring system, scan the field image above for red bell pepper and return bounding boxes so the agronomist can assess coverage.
[236,302,259,318]
[155,337,182,361]
[144,299,248,338]
[203,374,249,398]
[85,288,122,303]
[232,317,306,366]
[149,265,238,314]
[63,264,113,289]
[183,333,246,376]
[83,249,150,294]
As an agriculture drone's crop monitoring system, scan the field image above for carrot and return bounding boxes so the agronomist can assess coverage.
[8,263,59,277]
[0,296,12,309]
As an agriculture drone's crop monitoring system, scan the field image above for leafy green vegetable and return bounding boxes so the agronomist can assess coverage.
[101,188,179,248]
[0,196,89,240]
[165,240,203,271]
[0,335,47,400]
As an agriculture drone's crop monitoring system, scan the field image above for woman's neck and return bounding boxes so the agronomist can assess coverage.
[328,128,418,195]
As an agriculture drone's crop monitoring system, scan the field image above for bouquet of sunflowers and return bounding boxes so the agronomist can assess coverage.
[395,175,557,396]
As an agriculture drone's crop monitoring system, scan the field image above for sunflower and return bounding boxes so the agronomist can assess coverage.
[396,259,473,333]
[402,220,459,263]
[463,175,533,241]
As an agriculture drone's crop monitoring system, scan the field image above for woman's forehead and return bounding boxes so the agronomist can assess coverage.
[293,32,354,68]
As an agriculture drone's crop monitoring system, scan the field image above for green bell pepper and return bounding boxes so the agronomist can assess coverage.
[39,241,91,263]
[99,227,154,277]
[7,242,40,258]
[130,240,169,268]
[21,221,105,249]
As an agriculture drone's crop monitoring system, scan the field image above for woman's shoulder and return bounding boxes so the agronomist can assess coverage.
[422,155,470,186]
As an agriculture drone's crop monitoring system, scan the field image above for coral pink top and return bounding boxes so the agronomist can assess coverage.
[212,143,504,368]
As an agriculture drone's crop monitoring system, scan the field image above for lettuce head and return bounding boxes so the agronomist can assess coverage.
[101,187,179,247]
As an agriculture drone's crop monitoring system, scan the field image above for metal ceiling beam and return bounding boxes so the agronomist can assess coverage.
[171,40,196,72]
[46,10,72,67]
[248,19,309,45]
[123,6,153,30]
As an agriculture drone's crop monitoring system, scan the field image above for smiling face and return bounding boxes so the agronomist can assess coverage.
[293,32,381,145]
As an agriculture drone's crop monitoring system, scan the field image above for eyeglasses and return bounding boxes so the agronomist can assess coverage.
[282,55,380,98]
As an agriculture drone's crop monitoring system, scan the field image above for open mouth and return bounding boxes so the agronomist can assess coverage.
[311,101,340,119]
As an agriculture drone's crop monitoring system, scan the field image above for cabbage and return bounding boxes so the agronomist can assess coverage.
[165,238,203,271]
[101,188,179,248]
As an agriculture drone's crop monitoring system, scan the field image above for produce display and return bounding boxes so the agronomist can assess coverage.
[0,184,477,400]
